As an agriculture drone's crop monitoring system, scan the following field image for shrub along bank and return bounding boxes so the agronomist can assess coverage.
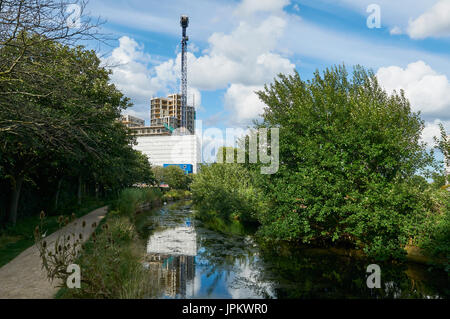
[191,66,450,272]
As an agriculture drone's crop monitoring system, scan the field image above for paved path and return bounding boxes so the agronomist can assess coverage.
[0,206,108,299]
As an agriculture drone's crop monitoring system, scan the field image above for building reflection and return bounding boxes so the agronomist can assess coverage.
[145,223,197,298]
[145,254,195,298]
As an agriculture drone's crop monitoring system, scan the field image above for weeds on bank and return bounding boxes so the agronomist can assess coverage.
[35,188,163,298]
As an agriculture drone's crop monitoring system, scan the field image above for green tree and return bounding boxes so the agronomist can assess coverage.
[163,166,190,190]
[253,65,434,260]
[0,36,151,225]
[434,123,449,188]
[191,162,265,222]
[152,166,166,186]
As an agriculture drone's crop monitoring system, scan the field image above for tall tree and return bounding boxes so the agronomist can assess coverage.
[0,37,134,224]
[254,65,434,259]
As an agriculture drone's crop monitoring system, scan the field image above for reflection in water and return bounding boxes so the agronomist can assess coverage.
[144,211,197,298]
[139,201,449,299]
[144,254,196,298]
[147,226,197,256]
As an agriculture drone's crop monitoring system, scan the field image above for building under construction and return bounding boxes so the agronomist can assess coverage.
[123,93,196,136]
[120,114,145,128]
[150,94,195,134]
[121,15,201,173]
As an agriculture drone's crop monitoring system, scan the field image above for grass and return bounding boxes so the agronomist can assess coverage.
[54,187,165,299]
[56,215,153,298]
[112,187,162,218]
[0,197,107,268]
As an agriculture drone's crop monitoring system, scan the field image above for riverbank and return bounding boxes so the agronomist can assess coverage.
[194,204,444,270]
[190,162,450,273]
[133,200,450,298]
[55,187,191,299]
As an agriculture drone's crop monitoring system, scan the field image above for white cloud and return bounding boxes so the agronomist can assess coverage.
[376,61,450,119]
[189,12,294,125]
[105,5,295,125]
[124,8,296,124]
[103,36,156,105]
[188,15,295,90]
[102,36,205,120]
[187,87,202,109]
[318,0,439,29]
[328,0,450,40]
[224,84,266,124]
[390,26,402,35]
[100,0,450,128]
[407,0,450,39]
[280,14,450,76]
[422,119,450,147]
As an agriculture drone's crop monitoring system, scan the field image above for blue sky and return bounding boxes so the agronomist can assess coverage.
[83,0,450,153]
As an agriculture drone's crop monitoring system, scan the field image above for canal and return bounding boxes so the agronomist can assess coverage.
[135,200,449,299]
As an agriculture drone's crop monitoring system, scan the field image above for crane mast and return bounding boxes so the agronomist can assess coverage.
[180,15,189,133]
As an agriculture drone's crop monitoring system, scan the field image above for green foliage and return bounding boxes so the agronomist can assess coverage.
[416,190,450,272]
[195,212,251,236]
[191,163,266,223]
[251,66,436,260]
[152,166,165,185]
[430,172,447,190]
[111,188,162,219]
[0,35,154,226]
[152,165,191,190]
[253,65,434,260]
[434,124,449,187]
[162,189,191,202]
[46,187,163,298]
[58,216,152,299]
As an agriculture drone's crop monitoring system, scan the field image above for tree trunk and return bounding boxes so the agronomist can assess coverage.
[77,176,82,205]
[95,182,99,199]
[54,176,63,210]
[8,175,24,226]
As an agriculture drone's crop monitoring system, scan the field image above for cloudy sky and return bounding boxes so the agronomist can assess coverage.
[84,0,450,148]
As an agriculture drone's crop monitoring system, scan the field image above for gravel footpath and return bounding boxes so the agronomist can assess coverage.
[0,206,107,299]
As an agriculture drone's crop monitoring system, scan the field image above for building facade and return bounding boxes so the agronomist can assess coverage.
[150,94,195,134]
[133,134,201,173]
[120,94,200,173]
[120,114,145,128]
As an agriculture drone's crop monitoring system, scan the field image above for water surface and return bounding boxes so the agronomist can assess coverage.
[136,201,449,299]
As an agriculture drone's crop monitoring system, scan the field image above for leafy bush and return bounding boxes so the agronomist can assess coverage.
[36,187,163,298]
[58,216,152,299]
[191,163,266,223]
[416,189,450,271]
[47,216,150,299]
[152,165,191,190]
[252,66,434,260]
